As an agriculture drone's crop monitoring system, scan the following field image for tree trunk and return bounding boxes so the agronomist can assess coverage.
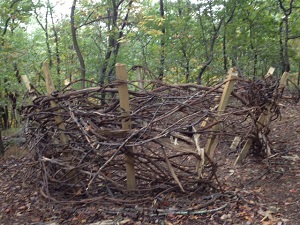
[181,48,190,83]
[297,61,300,86]
[71,0,86,89]
[278,0,294,73]
[197,18,224,84]
[100,0,133,85]
[49,1,61,89]
[223,28,228,72]
[0,129,4,157]
[34,7,53,67]
[159,0,166,81]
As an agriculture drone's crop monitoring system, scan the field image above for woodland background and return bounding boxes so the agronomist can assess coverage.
[0,0,300,133]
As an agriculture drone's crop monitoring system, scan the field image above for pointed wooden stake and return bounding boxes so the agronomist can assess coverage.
[204,68,238,159]
[116,63,136,191]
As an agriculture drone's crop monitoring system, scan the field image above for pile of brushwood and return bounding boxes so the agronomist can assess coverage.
[21,72,286,205]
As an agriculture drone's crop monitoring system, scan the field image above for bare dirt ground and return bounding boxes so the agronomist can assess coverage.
[0,103,299,225]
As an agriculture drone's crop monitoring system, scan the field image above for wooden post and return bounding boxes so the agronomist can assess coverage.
[116,63,136,191]
[204,68,238,158]
[43,62,68,145]
[264,67,275,79]
[234,69,289,165]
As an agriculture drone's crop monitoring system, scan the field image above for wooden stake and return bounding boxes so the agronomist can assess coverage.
[264,67,275,79]
[204,68,238,158]
[116,63,136,191]
[43,62,68,145]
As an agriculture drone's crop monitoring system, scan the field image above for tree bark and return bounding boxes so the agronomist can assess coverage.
[1,0,23,129]
[34,7,53,67]
[278,0,294,73]
[71,0,86,89]
[0,129,4,157]
[49,1,61,89]
[197,0,235,84]
[100,0,133,85]
[197,18,224,84]
[223,28,228,72]
[159,0,166,81]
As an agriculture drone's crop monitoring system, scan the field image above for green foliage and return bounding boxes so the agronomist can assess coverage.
[0,0,300,127]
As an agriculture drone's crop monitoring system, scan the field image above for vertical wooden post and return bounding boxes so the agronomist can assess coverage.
[204,68,238,158]
[43,62,68,145]
[116,63,136,191]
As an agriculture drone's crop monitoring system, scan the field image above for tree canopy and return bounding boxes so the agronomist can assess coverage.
[0,0,300,128]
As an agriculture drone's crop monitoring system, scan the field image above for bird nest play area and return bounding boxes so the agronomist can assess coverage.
[21,64,292,211]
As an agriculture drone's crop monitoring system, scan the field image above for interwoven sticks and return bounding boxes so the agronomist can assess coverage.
[21,76,281,203]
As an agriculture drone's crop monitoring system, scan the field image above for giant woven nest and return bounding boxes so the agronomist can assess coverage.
[21,70,286,205]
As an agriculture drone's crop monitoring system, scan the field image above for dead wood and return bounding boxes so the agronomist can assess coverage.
[21,77,283,203]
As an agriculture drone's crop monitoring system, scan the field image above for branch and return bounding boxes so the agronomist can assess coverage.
[77,15,112,29]
[150,203,228,216]
[288,34,300,40]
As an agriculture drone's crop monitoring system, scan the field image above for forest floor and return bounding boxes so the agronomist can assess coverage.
[0,102,300,225]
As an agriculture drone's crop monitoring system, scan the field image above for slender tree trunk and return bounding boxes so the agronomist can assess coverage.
[45,8,53,67]
[223,27,228,72]
[0,0,22,129]
[278,0,294,73]
[249,23,257,77]
[159,0,165,81]
[283,17,290,72]
[0,129,4,156]
[185,60,190,83]
[181,48,190,83]
[71,0,86,89]
[279,20,285,74]
[298,61,300,86]
[100,0,133,85]
[34,7,53,67]
[49,2,61,89]
[197,18,224,84]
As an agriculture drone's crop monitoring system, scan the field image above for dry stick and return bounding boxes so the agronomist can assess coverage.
[40,186,153,205]
[116,63,136,191]
[43,61,79,189]
[161,146,185,192]
[24,72,280,202]
[187,193,223,210]
[150,203,228,216]
[151,82,222,124]
[86,130,138,191]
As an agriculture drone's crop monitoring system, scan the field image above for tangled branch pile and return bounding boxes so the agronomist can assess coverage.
[21,74,282,204]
